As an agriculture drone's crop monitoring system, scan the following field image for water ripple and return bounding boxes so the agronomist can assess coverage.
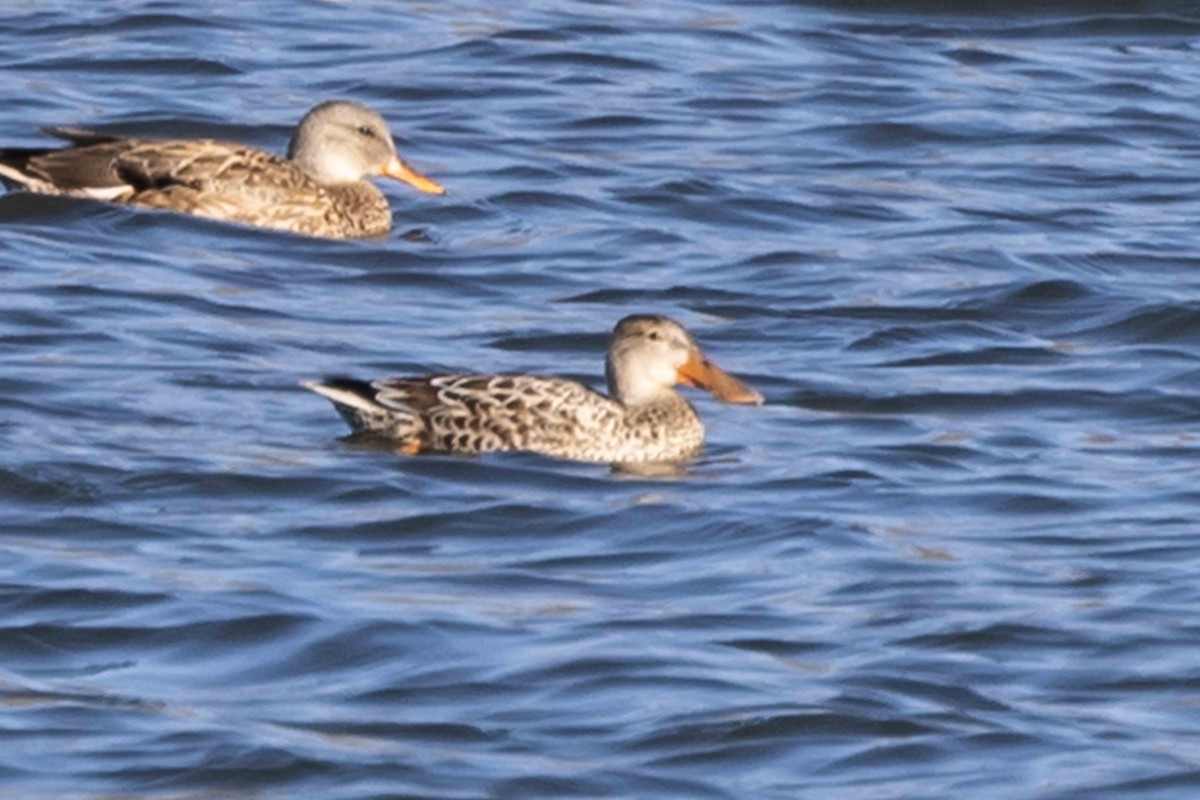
[3,1,1200,798]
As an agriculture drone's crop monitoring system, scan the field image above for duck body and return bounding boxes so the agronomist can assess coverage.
[304,315,763,465]
[0,100,444,238]
[307,373,707,463]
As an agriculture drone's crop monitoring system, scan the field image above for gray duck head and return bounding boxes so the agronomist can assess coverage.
[287,100,444,193]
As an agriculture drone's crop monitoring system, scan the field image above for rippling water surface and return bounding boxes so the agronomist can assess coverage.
[4,1,1200,797]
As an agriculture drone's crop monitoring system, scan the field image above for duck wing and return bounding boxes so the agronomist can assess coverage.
[308,374,620,454]
[0,129,138,197]
[387,375,616,450]
[1,127,315,198]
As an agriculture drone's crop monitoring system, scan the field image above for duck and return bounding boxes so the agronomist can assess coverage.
[0,99,445,238]
[303,314,764,464]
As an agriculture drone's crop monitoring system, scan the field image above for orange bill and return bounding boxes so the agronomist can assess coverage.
[676,348,764,405]
[381,155,446,195]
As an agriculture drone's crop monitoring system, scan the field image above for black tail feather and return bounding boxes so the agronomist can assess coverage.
[314,376,376,398]
[41,127,122,146]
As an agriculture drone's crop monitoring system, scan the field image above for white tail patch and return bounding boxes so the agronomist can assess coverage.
[80,185,133,201]
[0,162,132,200]
[0,163,47,191]
[301,380,380,413]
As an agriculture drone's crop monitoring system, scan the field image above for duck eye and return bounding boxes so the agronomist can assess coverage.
[357,125,376,138]
[648,331,660,341]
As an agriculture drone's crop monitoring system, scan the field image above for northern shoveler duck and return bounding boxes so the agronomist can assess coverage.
[0,100,445,238]
[303,315,763,464]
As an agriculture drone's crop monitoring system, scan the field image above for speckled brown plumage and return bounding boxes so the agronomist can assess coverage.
[303,315,764,465]
[0,100,444,238]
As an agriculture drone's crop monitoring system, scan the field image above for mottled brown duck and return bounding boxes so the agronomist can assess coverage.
[0,100,444,238]
[303,315,764,464]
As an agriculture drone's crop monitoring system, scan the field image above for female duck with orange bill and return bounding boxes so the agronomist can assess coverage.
[0,99,444,238]
[304,315,764,465]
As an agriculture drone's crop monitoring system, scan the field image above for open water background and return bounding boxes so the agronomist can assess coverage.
[3,1,1200,797]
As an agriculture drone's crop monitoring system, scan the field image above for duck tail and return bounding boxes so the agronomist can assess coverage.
[302,377,381,414]
[302,377,424,447]
[0,148,46,190]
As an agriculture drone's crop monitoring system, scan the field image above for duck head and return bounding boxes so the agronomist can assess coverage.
[288,99,445,194]
[605,315,763,406]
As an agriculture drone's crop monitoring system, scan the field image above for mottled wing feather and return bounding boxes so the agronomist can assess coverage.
[435,375,610,452]
[116,142,308,233]
[369,374,620,454]
[115,141,301,191]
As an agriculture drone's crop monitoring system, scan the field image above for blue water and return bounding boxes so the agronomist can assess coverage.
[3,1,1200,798]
